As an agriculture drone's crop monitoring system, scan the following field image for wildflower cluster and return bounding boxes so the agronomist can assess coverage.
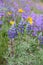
[0,0,43,44]
[0,0,43,65]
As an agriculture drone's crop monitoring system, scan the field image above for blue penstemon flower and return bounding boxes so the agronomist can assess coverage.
[18,19,26,34]
[8,24,18,39]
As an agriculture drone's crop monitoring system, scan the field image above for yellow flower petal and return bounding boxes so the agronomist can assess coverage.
[27,17,33,25]
[7,12,12,15]
[18,8,24,13]
[27,17,32,21]
[10,20,15,25]
[28,21,33,25]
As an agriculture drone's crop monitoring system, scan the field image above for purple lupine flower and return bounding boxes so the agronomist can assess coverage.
[8,2,18,20]
[0,0,4,6]
[18,25,24,34]
[0,12,4,18]
[31,14,43,32]
[36,4,43,11]
[30,12,37,21]
[38,35,43,44]
[36,15,43,27]
[24,4,31,13]
[32,32,37,36]
[13,2,18,8]
[38,35,43,41]
[0,0,3,4]
[19,18,27,25]
[18,20,25,34]
[22,12,28,19]
[21,4,31,19]
[6,0,12,3]
[32,27,39,32]
[8,27,18,39]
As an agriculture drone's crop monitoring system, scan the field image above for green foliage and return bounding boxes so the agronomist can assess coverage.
[12,36,43,65]
[0,17,9,65]
[41,0,43,2]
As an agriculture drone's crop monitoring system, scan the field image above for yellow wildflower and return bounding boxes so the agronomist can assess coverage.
[10,20,15,25]
[18,8,24,13]
[7,11,12,15]
[27,17,33,25]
